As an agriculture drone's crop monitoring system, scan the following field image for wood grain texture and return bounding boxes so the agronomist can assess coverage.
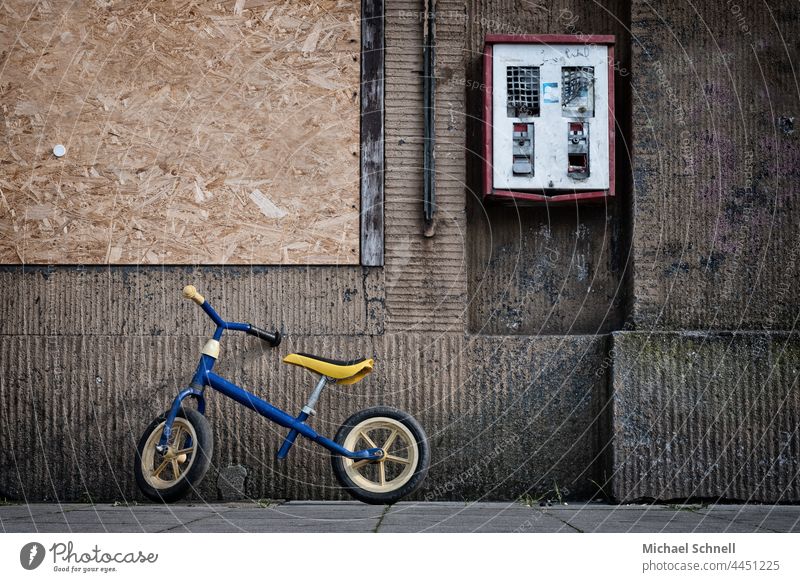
[0,0,361,265]
[360,0,385,267]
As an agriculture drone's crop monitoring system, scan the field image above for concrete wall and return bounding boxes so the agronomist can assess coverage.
[629,1,800,330]
[2,0,798,504]
[611,332,800,503]
[0,330,607,502]
[609,0,800,501]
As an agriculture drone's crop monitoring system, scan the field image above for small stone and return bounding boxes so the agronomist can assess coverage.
[217,465,247,501]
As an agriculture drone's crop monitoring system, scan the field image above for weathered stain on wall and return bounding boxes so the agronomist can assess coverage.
[0,1,360,265]
[612,332,800,503]
[608,0,800,502]
[629,1,800,329]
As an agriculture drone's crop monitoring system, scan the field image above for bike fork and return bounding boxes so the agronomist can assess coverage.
[157,384,206,452]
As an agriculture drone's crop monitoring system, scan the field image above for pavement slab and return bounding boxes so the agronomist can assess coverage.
[1,502,798,533]
[379,502,565,533]
[543,507,763,533]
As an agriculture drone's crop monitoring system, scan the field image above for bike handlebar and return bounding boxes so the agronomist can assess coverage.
[182,285,281,348]
[246,325,282,347]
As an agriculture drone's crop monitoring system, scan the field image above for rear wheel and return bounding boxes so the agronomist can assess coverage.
[331,406,430,504]
[134,407,213,503]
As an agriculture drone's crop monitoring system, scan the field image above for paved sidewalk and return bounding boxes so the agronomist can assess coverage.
[2,502,799,533]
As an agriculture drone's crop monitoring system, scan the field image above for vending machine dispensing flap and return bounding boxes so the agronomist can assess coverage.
[567,121,589,179]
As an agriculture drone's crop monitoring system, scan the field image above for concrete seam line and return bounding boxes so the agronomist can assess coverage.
[373,504,392,533]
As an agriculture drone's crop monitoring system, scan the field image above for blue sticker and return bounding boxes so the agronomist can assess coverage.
[542,82,560,103]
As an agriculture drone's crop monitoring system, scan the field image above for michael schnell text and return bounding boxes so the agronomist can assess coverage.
[643,542,736,555]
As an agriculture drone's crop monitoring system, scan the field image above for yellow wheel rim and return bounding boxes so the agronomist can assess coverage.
[141,418,198,490]
[343,417,419,494]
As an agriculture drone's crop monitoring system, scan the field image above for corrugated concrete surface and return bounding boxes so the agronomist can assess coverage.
[0,266,385,337]
[0,334,606,502]
[630,1,800,329]
[383,0,467,333]
[611,332,800,503]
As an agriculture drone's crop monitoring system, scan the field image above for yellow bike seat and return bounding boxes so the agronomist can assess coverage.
[283,353,374,385]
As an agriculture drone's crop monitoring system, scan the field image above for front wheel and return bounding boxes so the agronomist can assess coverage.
[134,407,213,503]
[331,406,430,504]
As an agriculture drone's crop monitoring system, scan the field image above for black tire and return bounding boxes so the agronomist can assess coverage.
[134,407,213,503]
[331,406,430,505]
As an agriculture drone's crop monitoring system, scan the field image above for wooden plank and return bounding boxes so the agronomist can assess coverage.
[360,0,385,266]
[0,1,361,265]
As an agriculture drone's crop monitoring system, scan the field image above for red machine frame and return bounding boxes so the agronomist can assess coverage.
[482,34,616,203]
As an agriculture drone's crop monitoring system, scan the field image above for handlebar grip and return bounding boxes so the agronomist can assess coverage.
[182,285,205,305]
[247,325,281,347]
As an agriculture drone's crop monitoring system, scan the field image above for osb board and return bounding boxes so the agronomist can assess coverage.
[0,0,360,264]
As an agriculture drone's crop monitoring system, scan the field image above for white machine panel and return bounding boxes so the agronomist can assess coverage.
[491,43,611,192]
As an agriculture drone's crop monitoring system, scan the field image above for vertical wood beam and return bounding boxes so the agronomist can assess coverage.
[360,0,385,266]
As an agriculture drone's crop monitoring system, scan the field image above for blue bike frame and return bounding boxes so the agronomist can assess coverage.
[157,298,382,462]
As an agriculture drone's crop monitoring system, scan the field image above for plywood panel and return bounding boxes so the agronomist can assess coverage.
[0,0,360,265]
